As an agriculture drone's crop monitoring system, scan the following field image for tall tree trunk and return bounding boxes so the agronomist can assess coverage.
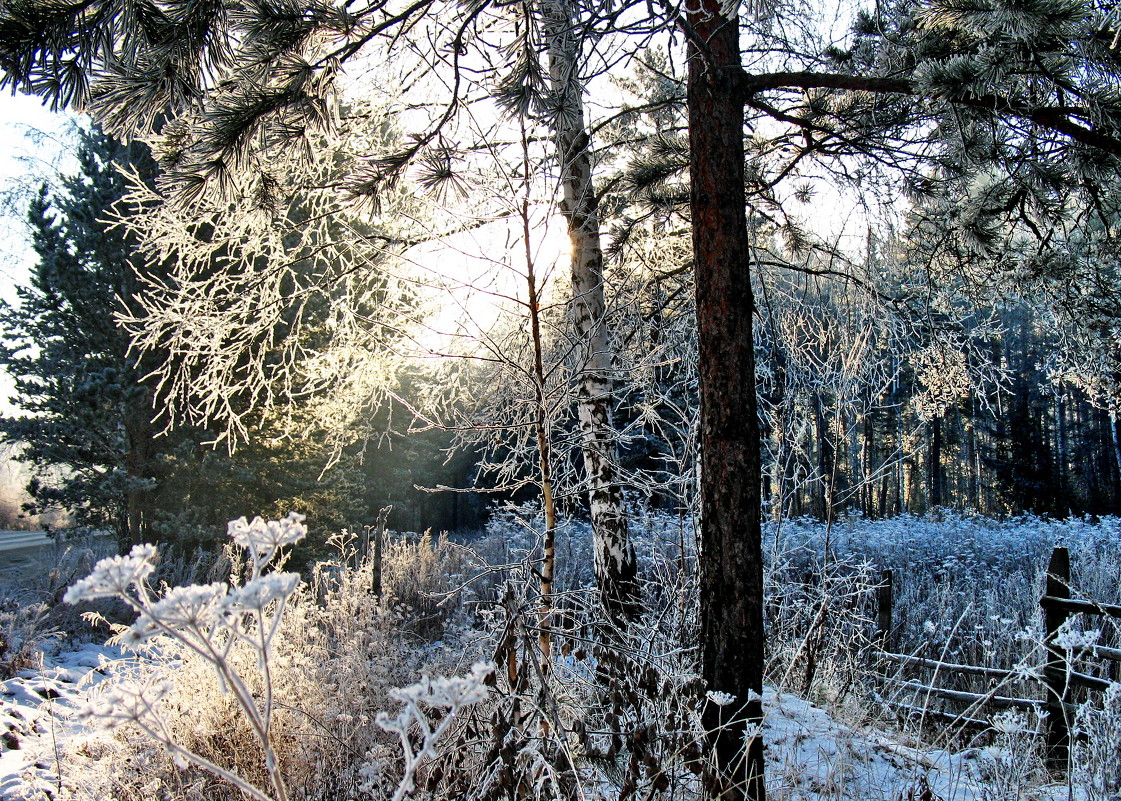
[541,0,637,625]
[965,411,980,511]
[893,376,906,514]
[687,8,766,800]
[1054,392,1066,502]
[860,408,873,517]
[1110,410,1121,509]
[903,452,914,513]
[123,381,156,548]
[928,416,943,509]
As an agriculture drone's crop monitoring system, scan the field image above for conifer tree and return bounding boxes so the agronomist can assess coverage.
[0,124,379,547]
[0,126,159,544]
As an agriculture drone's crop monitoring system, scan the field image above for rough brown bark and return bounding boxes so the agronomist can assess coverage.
[687,5,766,801]
[541,0,637,626]
[1043,546,1071,771]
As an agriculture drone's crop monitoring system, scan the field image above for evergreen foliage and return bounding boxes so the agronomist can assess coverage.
[0,124,396,548]
[0,127,159,542]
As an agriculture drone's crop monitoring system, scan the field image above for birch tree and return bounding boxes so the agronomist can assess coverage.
[538,0,637,624]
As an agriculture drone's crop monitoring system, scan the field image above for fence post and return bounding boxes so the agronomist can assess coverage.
[1043,545,1071,772]
[371,506,391,598]
[876,569,893,648]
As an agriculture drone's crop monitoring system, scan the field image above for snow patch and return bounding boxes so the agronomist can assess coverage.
[0,642,127,799]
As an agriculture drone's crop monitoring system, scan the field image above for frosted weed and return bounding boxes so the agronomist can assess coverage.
[63,514,309,801]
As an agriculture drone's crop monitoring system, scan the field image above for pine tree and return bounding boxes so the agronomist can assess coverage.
[0,127,160,544]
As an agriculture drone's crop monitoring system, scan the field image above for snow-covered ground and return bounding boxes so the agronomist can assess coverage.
[0,511,1114,801]
[0,643,1078,801]
[763,690,1058,801]
[0,642,130,800]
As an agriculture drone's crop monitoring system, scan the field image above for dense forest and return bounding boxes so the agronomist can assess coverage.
[5,127,1120,543]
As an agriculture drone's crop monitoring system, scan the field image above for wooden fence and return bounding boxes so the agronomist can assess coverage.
[874,546,1121,771]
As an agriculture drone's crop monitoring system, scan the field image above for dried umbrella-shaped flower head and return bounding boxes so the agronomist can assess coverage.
[76,677,175,730]
[124,582,231,646]
[63,544,159,604]
[224,573,301,613]
[228,512,308,569]
[385,661,495,710]
[705,690,737,707]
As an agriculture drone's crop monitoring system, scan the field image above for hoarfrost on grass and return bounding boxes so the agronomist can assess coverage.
[1052,619,1100,651]
[58,513,311,801]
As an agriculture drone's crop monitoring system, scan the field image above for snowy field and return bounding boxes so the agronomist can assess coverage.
[0,511,1114,801]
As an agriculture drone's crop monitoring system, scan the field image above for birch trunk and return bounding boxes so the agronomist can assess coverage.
[541,0,636,625]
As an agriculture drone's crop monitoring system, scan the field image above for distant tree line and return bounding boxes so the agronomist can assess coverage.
[608,232,1121,522]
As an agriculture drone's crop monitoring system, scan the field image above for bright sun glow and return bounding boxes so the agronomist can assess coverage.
[403,211,573,356]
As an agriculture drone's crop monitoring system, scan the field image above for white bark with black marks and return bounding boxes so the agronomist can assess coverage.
[540,0,637,624]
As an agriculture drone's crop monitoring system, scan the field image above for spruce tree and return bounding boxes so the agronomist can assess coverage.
[0,125,382,548]
[0,126,159,544]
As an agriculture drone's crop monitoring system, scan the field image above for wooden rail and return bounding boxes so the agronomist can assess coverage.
[1089,643,1121,662]
[880,677,1046,710]
[1040,595,1121,619]
[877,651,1019,681]
[874,544,1118,774]
[875,695,999,732]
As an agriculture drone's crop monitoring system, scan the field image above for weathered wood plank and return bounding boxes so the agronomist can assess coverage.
[1040,595,1121,619]
[880,677,1043,709]
[877,651,1022,682]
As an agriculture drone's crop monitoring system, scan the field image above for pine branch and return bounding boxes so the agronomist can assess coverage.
[737,70,1121,158]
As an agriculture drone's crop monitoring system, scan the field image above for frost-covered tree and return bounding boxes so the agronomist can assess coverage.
[539,0,638,626]
[0,124,381,547]
[0,0,645,626]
